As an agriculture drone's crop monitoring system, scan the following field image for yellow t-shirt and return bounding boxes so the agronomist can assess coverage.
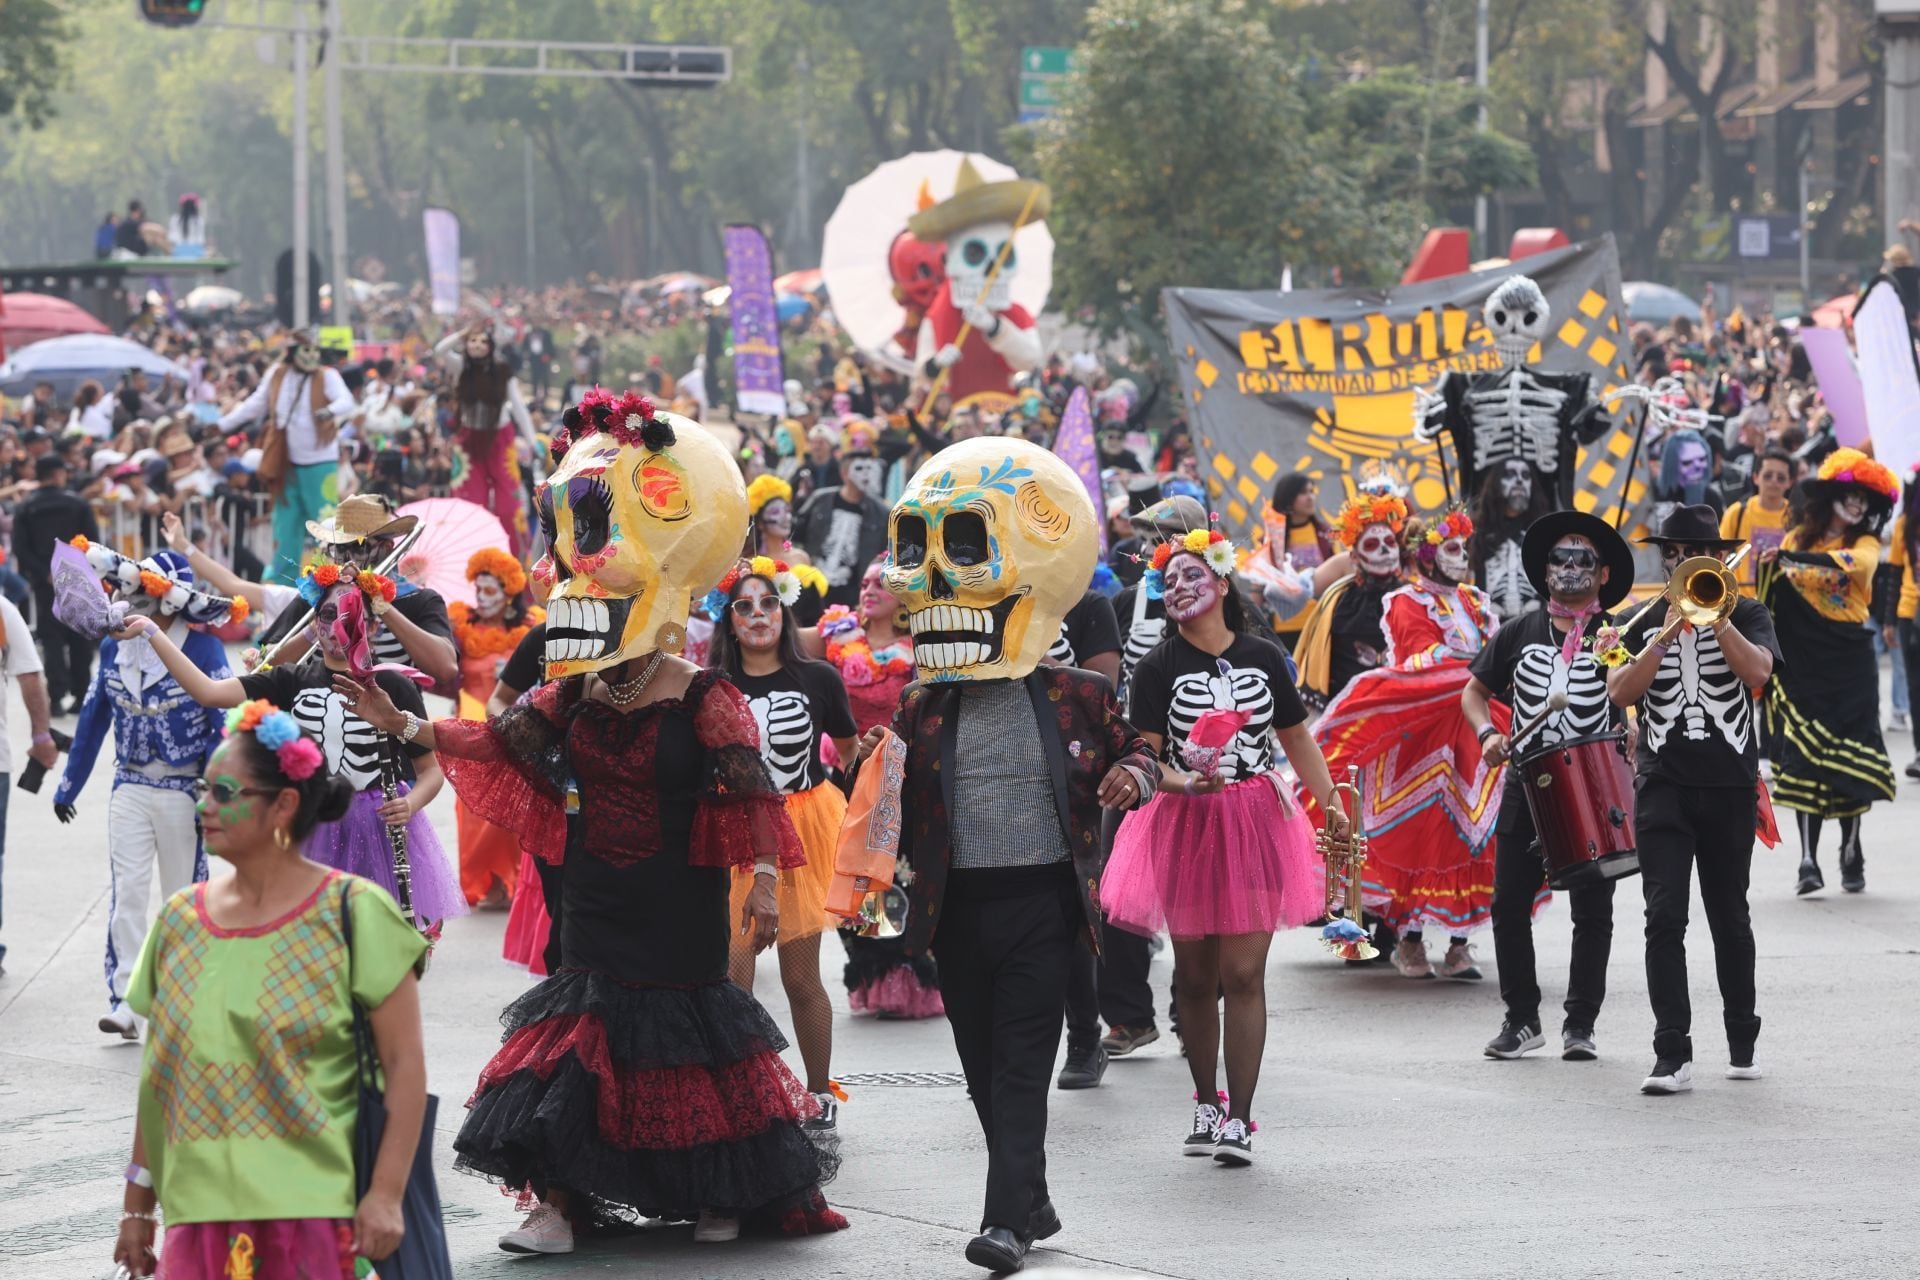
[1779,530,1879,624]
[1719,498,1788,597]
[1889,516,1916,621]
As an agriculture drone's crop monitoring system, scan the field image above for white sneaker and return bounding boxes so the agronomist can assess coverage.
[1893,711,1910,732]
[693,1212,740,1243]
[1726,1061,1763,1081]
[499,1204,574,1254]
[98,1007,141,1040]
[1391,937,1433,979]
[802,1091,840,1147]
[1640,1060,1695,1094]
[1182,1101,1224,1155]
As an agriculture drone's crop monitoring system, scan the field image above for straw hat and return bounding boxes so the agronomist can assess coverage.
[306,493,418,545]
[907,157,1051,242]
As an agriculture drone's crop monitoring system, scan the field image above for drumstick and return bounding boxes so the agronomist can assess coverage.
[1506,692,1569,756]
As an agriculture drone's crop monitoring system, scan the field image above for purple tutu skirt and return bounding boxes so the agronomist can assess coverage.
[1103,775,1322,941]
[305,785,468,924]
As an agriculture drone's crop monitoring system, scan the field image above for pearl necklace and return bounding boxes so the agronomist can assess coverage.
[603,651,666,707]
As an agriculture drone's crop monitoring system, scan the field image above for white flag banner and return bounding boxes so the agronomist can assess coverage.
[1854,274,1920,479]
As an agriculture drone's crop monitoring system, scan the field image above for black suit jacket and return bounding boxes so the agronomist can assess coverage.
[890,666,1156,957]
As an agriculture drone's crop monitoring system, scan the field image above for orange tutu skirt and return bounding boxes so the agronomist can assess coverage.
[729,782,844,943]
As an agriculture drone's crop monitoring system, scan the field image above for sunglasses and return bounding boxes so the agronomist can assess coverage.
[729,597,779,618]
[1546,547,1599,568]
[195,778,279,804]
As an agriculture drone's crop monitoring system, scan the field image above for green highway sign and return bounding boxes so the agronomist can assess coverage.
[1019,77,1062,108]
[1021,46,1078,76]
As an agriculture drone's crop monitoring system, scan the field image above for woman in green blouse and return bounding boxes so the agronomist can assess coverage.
[113,700,428,1279]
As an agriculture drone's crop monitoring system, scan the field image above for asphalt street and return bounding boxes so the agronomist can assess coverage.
[4,675,1918,1279]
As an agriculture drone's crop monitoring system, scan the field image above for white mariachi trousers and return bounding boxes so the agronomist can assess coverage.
[104,783,206,1009]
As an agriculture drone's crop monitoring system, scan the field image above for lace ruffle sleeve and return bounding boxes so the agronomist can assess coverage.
[688,676,807,871]
[437,680,572,865]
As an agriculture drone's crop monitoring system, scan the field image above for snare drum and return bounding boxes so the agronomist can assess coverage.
[1516,732,1640,890]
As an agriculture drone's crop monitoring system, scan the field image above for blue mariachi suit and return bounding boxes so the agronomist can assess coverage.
[56,629,230,1009]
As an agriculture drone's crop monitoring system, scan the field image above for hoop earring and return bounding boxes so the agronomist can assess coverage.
[273,827,291,851]
[894,608,909,631]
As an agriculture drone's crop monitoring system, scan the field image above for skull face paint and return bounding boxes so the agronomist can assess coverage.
[1498,458,1534,509]
[1163,552,1224,622]
[885,437,1095,682]
[536,407,747,677]
[758,497,793,542]
[473,573,507,621]
[844,454,887,501]
[1545,534,1601,601]
[1677,441,1710,487]
[1483,275,1550,367]
[291,341,321,374]
[1355,524,1401,577]
[729,576,784,654]
[1835,492,1869,527]
[1434,536,1471,585]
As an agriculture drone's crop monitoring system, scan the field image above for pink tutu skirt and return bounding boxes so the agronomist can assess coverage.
[1102,775,1323,940]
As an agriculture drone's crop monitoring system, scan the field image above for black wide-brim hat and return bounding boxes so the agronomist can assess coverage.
[1635,502,1746,551]
[1521,508,1636,610]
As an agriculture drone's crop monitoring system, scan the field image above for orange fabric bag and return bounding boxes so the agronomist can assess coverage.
[825,729,907,920]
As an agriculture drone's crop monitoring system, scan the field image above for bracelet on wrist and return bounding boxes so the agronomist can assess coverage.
[754,860,777,879]
[31,732,54,745]
[124,1162,152,1189]
[1475,723,1499,742]
[399,711,421,744]
[121,1210,160,1223]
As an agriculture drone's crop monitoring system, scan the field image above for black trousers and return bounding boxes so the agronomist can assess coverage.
[31,583,93,706]
[1490,785,1616,1034]
[934,867,1079,1232]
[1064,808,1157,1045]
[1637,775,1761,1063]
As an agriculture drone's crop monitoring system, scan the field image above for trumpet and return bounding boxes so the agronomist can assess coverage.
[1317,766,1375,960]
[1618,545,1749,662]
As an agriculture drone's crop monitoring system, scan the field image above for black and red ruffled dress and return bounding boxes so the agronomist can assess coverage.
[437,669,848,1234]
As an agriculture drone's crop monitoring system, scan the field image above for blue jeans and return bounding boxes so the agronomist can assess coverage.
[1879,626,1909,717]
[0,566,27,614]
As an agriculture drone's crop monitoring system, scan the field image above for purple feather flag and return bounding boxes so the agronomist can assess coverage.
[49,541,127,641]
[1054,387,1105,551]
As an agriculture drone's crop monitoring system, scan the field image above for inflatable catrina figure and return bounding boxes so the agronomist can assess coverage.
[344,388,848,1250]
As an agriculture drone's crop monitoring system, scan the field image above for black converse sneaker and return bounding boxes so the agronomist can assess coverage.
[1213,1117,1254,1167]
[1182,1100,1224,1156]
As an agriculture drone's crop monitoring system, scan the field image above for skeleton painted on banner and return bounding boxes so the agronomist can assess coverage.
[1415,275,1611,510]
[533,390,748,678]
[907,158,1050,413]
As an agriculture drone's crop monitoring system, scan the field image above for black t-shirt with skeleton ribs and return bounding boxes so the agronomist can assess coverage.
[1620,596,1781,788]
[1129,631,1306,783]
[728,659,858,795]
[238,664,431,790]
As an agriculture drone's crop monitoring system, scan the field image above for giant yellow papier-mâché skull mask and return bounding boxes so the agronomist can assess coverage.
[531,393,746,678]
[884,437,1095,682]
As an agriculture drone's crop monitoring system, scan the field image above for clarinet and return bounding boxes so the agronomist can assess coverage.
[380,742,418,930]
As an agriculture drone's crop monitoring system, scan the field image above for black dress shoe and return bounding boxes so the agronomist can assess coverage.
[965,1226,1028,1273]
[1027,1199,1061,1242]
[1795,856,1823,895]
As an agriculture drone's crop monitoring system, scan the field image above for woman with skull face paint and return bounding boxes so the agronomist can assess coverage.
[1102,530,1350,1166]
[706,559,856,1140]
[449,548,545,908]
[1759,448,1898,894]
[1311,510,1504,980]
[1296,493,1412,708]
[434,325,540,559]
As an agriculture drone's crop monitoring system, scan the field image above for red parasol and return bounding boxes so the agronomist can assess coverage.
[1810,292,1859,329]
[392,497,512,608]
[0,291,110,355]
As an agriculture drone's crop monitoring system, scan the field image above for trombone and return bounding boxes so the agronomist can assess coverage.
[1616,544,1749,663]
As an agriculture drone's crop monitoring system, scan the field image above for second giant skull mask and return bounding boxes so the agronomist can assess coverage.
[533,404,747,678]
[885,437,1095,683]
[1483,274,1550,367]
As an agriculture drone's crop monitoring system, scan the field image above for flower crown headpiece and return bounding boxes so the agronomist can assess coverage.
[226,699,323,781]
[296,562,399,609]
[1335,493,1410,549]
[1130,515,1237,601]
[703,556,828,617]
[1413,508,1473,572]
[557,386,675,464]
[746,473,793,517]
[1816,447,1900,503]
[465,546,526,598]
[70,537,248,626]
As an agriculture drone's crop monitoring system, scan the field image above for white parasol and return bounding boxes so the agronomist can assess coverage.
[820,150,1054,358]
[393,497,513,607]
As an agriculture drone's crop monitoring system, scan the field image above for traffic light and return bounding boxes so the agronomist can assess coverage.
[138,0,208,28]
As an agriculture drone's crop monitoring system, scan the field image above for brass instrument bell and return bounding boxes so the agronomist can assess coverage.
[852,885,911,939]
[1627,546,1747,661]
[1318,765,1367,922]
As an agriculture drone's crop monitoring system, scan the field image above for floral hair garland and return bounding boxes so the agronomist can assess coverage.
[465,546,527,598]
[1414,508,1474,572]
[226,699,323,780]
[297,562,399,609]
[1138,521,1237,601]
[1335,493,1410,549]
[556,386,676,463]
[1816,447,1899,503]
[703,556,827,618]
[746,473,793,517]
